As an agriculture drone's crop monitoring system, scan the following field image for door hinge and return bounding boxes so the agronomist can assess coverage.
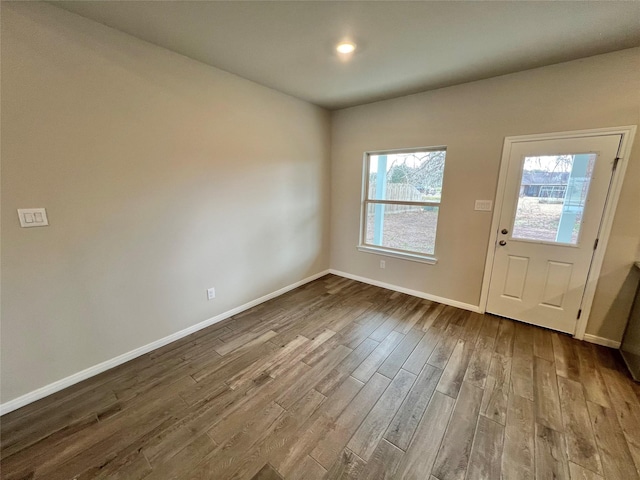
[577,309,582,319]
[594,238,599,250]
[613,157,621,171]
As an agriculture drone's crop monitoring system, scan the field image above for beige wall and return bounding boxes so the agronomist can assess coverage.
[1,3,331,403]
[330,48,640,342]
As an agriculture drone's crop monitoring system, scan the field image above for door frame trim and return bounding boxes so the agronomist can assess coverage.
[478,126,637,340]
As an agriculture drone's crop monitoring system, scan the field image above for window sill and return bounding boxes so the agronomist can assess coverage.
[356,245,438,265]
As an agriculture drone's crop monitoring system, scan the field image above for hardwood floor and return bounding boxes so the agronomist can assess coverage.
[2,274,639,480]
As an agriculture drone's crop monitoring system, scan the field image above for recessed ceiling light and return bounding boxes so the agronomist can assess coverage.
[336,42,356,54]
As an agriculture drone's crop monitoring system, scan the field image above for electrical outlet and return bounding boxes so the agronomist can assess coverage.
[207,287,216,300]
[380,260,386,269]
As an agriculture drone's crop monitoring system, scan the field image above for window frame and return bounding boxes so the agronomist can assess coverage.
[358,146,446,264]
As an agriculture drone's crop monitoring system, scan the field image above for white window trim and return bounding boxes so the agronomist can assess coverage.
[356,245,438,264]
[358,146,446,264]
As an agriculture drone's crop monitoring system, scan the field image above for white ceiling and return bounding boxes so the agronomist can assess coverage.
[53,1,640,110]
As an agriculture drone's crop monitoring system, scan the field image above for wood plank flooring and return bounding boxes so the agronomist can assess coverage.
[2,274,639,480]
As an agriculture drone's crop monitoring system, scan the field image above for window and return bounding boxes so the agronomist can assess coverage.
[512,153,596,245]
[359,147,446,263]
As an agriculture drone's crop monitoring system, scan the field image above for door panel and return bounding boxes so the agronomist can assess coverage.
[487,134,621,333]
[503,256,529,299]
[540,261,572,308]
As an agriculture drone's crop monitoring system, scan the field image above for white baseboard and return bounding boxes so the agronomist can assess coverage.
[583,334,621,349]
[0,269,330,416]
[10,268,613,416]
[329,269,482,313]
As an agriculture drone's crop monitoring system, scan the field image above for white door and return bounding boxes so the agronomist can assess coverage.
[486,134,622,334]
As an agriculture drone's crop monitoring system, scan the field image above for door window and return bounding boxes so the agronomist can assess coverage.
[511,153,596,245]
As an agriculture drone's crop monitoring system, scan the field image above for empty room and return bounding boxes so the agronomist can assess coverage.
[2,1,640,479]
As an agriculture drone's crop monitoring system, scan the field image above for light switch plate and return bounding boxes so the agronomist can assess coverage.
[18,208,49,227]
[474,200,493,211]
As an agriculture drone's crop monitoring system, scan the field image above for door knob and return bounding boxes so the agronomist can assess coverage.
[499,240,507,246]
[501,229,508,234]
